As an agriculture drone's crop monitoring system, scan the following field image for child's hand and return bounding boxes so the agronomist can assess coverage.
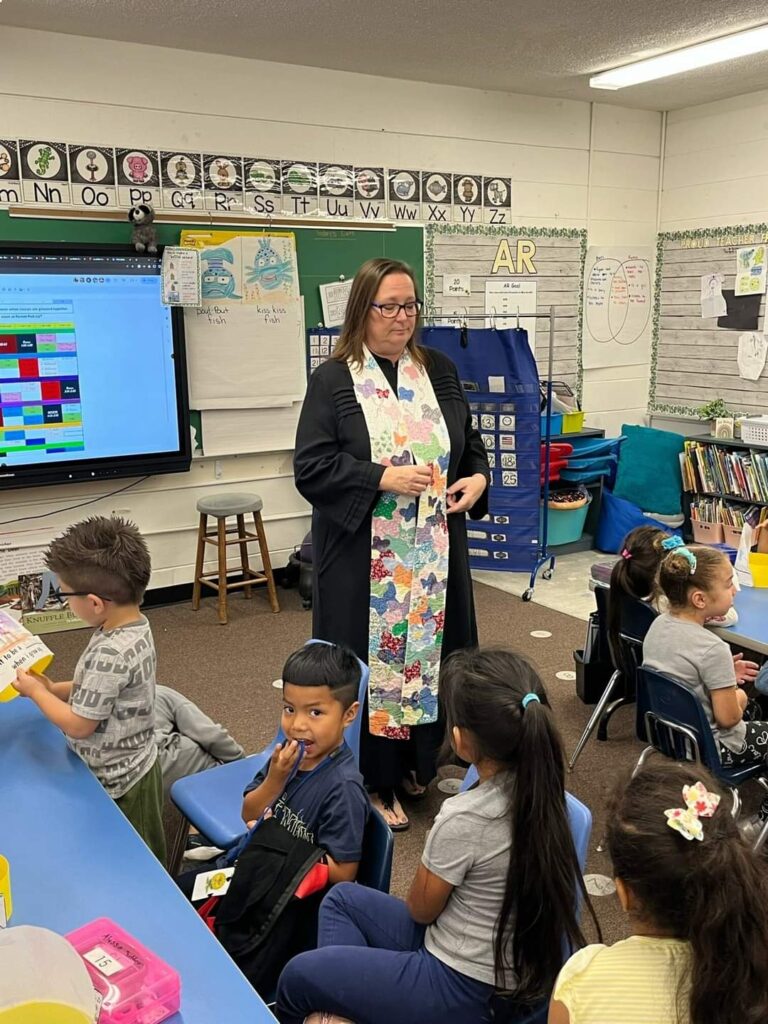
[13,668,47,697]
[733,653,759,684]
[267,740,302,784]
[736,687,749,711]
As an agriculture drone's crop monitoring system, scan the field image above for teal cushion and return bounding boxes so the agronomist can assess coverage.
[612,424,684,515]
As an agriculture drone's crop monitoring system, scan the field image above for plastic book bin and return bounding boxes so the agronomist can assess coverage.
[691,521,725,545]
[724,525,743,548]
[66,918,180,1024]
[541,412,563,435]
[562,411,585,433]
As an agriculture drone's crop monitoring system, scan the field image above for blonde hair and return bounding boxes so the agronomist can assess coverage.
[658,544,728,609]
[331,258,426,370]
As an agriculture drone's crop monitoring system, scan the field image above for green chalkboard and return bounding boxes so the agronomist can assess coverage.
[0,212,424,451]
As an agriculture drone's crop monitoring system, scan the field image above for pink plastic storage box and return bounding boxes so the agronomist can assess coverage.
[66,918,180,1024]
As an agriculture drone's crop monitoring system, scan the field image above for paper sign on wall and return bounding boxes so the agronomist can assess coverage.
[319,279,353,328]
[484,279,536,353]
[582,247,652,369]
[735,245,768,297]
[161,247,201,306]
[184,300,305,409]
[201,404,302,457]
[738,332,768,380]
[700,273,728,318]
[443,273,471,298]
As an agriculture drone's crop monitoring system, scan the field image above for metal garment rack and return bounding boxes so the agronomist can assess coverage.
[423,305,558,601]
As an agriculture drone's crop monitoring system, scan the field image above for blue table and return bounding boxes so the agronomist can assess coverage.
[0,697,274,1023]
[713,586,768,655]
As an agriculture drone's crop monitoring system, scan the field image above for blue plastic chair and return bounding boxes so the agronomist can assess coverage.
[460,766,592,1024]
[168,640,370,872]
[634,666,768,851]
[357,806,394,893]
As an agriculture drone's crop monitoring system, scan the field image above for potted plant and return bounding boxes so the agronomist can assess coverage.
[696,398,734,437]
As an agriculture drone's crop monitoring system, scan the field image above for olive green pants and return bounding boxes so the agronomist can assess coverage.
[115,757,167,867]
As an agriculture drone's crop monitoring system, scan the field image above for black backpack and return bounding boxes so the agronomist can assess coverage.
[198,816,328,995]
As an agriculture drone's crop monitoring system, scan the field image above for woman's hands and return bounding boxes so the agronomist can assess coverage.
[446,473,488,514]
[380,466,487,513]
[380,464,433,496]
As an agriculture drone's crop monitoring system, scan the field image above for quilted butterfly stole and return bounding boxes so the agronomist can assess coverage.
[349,346,451,739]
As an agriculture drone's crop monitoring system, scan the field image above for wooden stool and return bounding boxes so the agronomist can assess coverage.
[191,492,280,624]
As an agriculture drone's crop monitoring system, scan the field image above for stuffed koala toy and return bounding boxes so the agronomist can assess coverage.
[128,203,158,253]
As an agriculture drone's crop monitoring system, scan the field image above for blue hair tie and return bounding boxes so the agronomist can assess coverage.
[662,534,697,574]
[522,693,541,710]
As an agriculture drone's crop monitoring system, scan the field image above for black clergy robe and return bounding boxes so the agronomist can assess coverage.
[293,347,491,789]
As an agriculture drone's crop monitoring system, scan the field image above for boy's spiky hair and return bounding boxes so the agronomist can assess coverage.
[45,515,151,606]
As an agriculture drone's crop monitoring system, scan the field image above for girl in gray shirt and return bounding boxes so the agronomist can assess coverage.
[276,648,600,1024]
[643,540,768,831]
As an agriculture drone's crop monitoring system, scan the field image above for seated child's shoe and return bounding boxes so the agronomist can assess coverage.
[184,832,224,861]
[183,844,225,862]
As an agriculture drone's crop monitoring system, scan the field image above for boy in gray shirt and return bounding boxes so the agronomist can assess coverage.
[155,683,244,799]
[14,516,165,864]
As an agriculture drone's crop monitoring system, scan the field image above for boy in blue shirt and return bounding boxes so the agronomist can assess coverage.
[242,643,369,882]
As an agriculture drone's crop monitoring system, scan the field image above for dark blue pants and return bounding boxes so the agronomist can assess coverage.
[276,883,493,1024]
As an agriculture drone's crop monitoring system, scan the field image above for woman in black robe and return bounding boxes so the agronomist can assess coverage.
[293,258,489,829]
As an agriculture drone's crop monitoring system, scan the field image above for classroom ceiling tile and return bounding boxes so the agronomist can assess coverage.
[3,1,768,111]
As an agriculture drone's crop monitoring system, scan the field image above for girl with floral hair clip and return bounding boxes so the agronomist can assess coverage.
[549,762,768,1024]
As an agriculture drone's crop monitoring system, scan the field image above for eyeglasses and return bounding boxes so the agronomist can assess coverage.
[52,586,111,603]
[370,300,423,319]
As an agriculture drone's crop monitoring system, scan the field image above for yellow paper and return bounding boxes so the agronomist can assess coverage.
[179,228,293,249]
[0,855,11,921]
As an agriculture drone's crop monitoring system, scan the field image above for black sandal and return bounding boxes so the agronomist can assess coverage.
[371,790,410,831]
[399,770,428,801]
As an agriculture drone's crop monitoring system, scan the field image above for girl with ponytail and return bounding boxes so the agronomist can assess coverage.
[276,647,599,1024]
[549,762,768,1024]
[608,527,736,662]
[644,541,766,836]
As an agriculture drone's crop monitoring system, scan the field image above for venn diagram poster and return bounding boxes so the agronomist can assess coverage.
[583,247,652,369]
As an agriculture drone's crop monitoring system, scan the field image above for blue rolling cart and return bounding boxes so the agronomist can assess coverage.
[422,306,559,602]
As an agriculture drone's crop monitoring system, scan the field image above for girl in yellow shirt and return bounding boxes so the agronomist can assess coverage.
[549,762,768,1024]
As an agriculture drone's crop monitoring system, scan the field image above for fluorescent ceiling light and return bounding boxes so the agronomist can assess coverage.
[590,23,768,90]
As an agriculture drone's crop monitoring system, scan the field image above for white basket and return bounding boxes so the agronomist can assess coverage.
[741,416,768,445]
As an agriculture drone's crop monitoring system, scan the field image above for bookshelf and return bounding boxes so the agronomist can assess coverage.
[682,436,768,539]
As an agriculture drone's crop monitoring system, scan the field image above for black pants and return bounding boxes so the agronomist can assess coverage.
[718,704,768,817]
[358,693,444,791]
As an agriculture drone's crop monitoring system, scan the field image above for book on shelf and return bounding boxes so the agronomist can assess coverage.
[683,441,768,503]
[689,496,768,529]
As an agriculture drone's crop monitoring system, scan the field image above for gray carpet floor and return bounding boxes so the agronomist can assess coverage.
[42,580,672,945]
